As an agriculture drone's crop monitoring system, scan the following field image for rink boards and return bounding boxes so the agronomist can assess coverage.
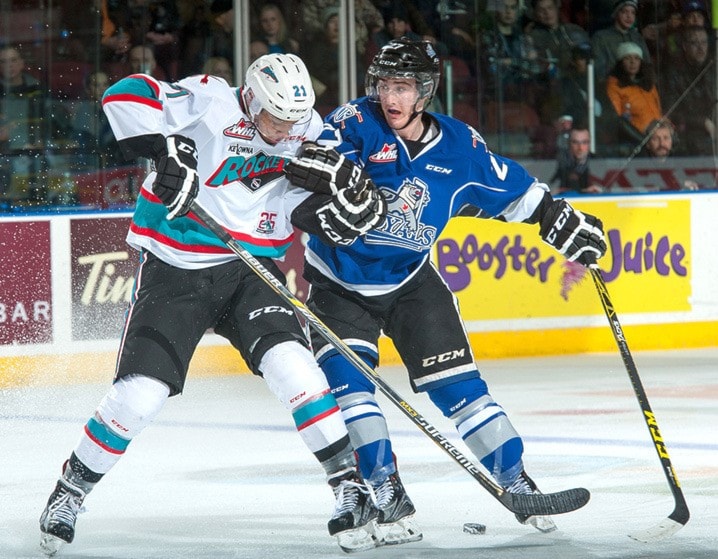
[1,191,716,387]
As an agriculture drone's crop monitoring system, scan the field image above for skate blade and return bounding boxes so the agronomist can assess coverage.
[378,515,423,545]
[40,533,66,557]
[336,521,384,553]
[520,514,558,533]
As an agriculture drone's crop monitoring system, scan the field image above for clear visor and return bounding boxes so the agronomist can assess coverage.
[253,109,309,146]
[366,69,435,102]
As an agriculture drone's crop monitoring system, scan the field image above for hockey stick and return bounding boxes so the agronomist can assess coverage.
[586,257,689,541]
[191,202,589,517]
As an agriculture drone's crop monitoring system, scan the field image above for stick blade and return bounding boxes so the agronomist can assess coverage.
[628,517,686,542]
[506,487,590,516]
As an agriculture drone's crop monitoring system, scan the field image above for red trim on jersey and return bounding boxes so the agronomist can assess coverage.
[139,188,295,248]
[130,222,233,254]
[103,92,163,111]
[127,73,161,96]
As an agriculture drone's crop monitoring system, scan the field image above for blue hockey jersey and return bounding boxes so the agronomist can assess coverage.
[306,97,549,296]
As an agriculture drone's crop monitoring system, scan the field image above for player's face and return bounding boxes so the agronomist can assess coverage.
[377,77,422,130]
[253,110,297,145]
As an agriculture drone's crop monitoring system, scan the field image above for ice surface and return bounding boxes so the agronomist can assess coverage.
[1,349,716,559]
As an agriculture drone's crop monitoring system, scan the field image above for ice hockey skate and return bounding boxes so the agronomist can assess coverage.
[373,472,423,545]
[328,470,382,553]
[506,471,557,533]
[39,478,86,556]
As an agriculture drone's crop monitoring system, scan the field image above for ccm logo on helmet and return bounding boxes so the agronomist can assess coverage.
[422,349,466,367]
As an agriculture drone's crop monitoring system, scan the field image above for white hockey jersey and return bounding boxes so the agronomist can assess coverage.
[102,73,322,269]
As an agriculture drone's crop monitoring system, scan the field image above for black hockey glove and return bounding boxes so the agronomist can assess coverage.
[153,135,199,220]
[316,180,387,246]
[285,141,368,196]
[539,198,607,266]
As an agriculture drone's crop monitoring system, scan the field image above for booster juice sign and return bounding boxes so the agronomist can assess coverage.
[434,198,691,319]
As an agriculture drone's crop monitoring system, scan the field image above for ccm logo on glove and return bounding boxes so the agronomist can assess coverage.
[153,135,200,220]
[543,204,572,245]
[539,198,607,266]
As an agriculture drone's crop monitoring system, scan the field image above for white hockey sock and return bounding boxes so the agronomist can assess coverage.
[74,375,169,474]
[260,341,354,473]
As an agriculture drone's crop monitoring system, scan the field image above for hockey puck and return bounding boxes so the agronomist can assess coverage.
[463,522,487,535]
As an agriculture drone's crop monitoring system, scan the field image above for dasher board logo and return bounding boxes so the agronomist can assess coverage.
[0,220,52,345]
[71,217,138,341]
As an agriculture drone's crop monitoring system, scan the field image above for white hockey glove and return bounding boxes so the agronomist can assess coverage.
[316,180,387,246]
[153,135,199,220]
[539,199,607,266]
[285,141,367,196]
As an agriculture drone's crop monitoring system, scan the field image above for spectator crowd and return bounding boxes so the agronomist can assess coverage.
[1,0,716,206]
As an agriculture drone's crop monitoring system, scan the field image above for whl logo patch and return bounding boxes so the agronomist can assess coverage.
[369,143,397,163]
[224,118,256,140]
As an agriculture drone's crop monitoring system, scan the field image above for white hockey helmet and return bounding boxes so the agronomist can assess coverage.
[244,53,315,122]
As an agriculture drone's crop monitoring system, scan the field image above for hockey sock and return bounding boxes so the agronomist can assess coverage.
[74,374,169,475]
[259,341,356,476]
[321,352,395,484]
[427,378,524,486]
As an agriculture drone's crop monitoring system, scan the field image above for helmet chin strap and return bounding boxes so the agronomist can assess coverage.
[395,110,422,131]
[394,98,428,132]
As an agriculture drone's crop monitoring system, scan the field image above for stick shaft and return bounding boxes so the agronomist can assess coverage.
[191,202,590,516]
[588,264,689,526]
[190,204,506,492]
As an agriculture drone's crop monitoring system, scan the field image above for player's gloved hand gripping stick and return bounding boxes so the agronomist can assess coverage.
[189,200,590,519]
[153,135,200,220]
[537,197,607,266]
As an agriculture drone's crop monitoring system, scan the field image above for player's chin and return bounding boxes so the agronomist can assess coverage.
[259,132,284,146]
[383,109,408,129]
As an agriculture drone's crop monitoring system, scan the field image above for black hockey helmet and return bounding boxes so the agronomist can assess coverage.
[365,37,441,103]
